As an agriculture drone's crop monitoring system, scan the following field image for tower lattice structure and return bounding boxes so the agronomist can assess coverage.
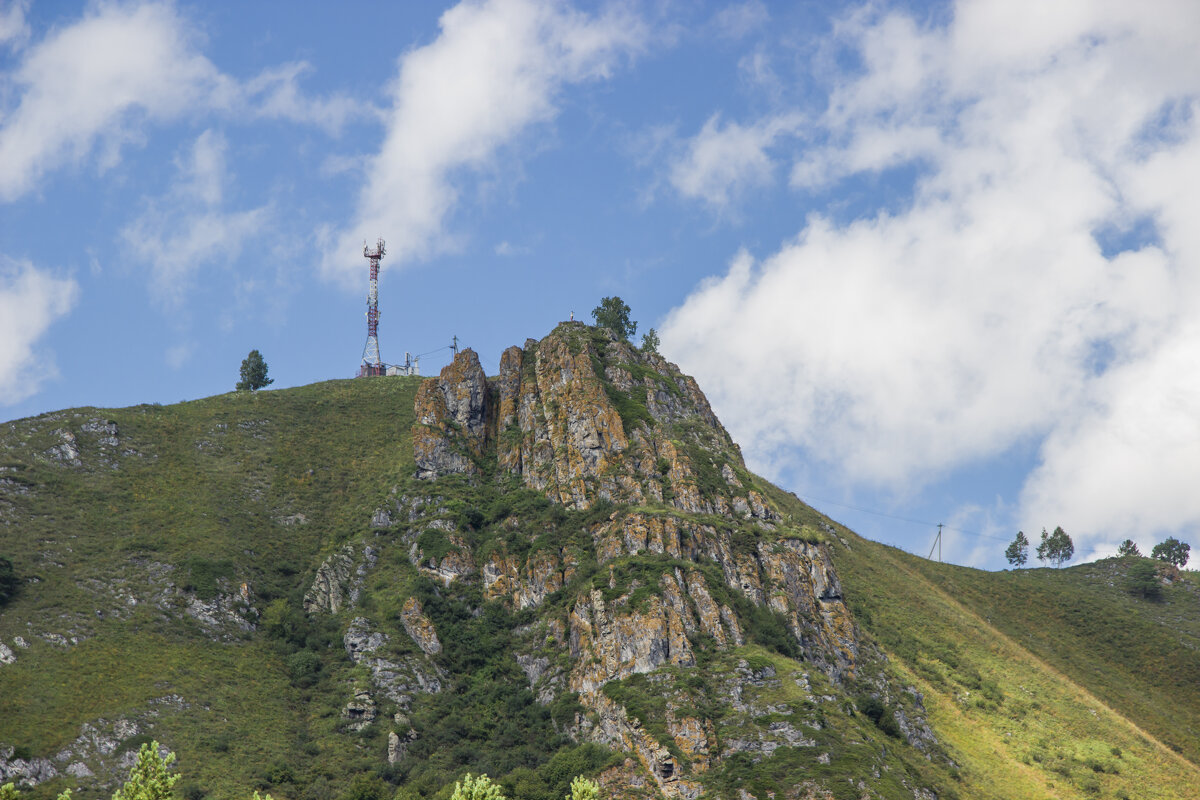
[361,239,386,374]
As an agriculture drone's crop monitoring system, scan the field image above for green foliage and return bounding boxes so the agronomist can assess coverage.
[590,297,636,341]
[1004,531,1029,567]
[1117,539,1141,557]
[112,741,180,800]
[856,695,902,738]
[236,350,273,392]
[639,328,659,354]
[565,776,598,800]
[1,784,20,800]
[180,556,235,601]
[1151,536,1190,568]
[449,775,506,800]
[1125,560,1162,600]
[338,774,390,800]
[0,556,16,606]
[1036,526,1074,567]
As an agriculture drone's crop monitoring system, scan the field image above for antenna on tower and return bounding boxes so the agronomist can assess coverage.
[360,238,386,377]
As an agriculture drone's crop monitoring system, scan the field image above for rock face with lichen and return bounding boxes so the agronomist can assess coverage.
[404,322,934,798]
[413,323,760,516]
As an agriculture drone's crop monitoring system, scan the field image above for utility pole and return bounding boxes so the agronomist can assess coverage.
[927,523,943,562]
[450,335,459,357]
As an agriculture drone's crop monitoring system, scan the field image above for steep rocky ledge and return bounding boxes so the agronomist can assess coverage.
[407,323,910,796]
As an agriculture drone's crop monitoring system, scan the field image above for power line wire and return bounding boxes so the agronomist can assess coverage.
[792,491,1011,543]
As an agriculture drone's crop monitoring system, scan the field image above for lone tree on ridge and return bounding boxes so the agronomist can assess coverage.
[1151,536,1190,568]
[591,296,637,341]
[1005,531,1029,567]
[641,327,660,354]
[1117,539,1141,557]
[1036,526,1074,567]
[237,349,273,391]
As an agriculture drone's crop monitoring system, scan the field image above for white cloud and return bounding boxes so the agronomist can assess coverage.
[0,257,78,405]
[120,130,269,306]
[0,1,29,50]
[710,2,769,41]
[669,112,804,212]
[0,3,360,202]
[662,0,1200,557]
[320,0,646,281]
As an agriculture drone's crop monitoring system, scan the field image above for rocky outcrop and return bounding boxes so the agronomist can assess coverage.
[569,589,694,694]
[0,746,58,787]
[305,544,377,614]
[591,512,856,679]
[411,324,759,514]
[344,617,442,710]
[400,597,441,655]
[184,583,259,639]
[481,547,578,609]
[1,697,188,789]
[411,534,475,586]
[343,689,376,731]
[304,545,356,613]
[413,349,490,479]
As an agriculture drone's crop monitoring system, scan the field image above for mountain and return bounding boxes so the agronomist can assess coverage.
[1,321,1198,800]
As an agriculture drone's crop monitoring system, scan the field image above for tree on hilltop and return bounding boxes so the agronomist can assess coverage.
[1151,537,1190,568]
[1005,531,1029,567]
[640,327,660,354]
[236,349,273,391]
[591,297,637,341]
[1036,526,1074,567]
[1117,539,1141,557]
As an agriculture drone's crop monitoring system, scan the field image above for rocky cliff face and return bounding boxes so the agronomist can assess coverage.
[404,323,924,797]
[414,323,751,514]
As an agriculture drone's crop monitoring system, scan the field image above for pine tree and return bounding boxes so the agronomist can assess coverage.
[236,350,273,392]
[1117,539,1141,557]
[112,742,179,800]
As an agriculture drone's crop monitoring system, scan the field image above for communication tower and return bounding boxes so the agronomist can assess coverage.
[360,239,386,377]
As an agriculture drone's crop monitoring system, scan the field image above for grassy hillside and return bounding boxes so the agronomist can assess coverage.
[787,491,1200,799]
[0,378,421,799]
[2,375,1200,800]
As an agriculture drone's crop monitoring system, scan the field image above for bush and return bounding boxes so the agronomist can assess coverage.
[1126,559,1162,600]
[0,557,17,606]
[856,695,901,738]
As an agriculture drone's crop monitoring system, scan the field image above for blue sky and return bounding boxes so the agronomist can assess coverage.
[3,0,1199,570]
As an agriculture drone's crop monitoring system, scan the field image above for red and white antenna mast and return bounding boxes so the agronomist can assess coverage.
[361,238,385,376]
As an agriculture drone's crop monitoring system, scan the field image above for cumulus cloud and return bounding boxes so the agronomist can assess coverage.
[0,2,360,202]
[0,258,78,405]
[120,130,269,306]
[669,112,804,212]
[320,0,646,281]
[661,0,1200,556]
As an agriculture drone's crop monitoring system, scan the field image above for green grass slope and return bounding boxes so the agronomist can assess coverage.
[768,483,1200,800]
[0,378,421,799]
